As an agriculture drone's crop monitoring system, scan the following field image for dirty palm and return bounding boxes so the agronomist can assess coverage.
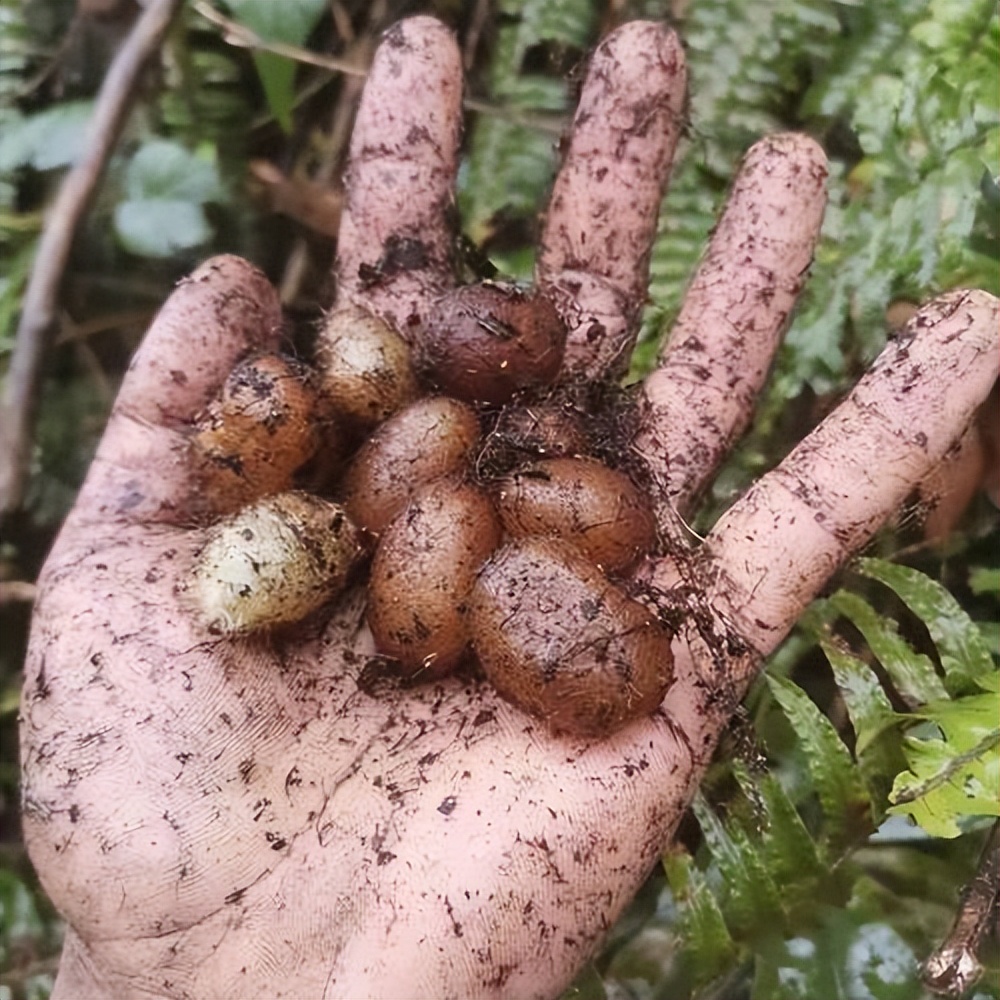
[20,17,998,1000]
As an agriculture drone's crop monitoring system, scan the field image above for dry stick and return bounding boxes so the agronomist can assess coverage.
[192,0,566,137]
[0,0,185,517]
[277,11,381,306]
[923,819,1000,997]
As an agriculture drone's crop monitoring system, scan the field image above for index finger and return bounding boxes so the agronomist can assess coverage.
[334,17,463,335]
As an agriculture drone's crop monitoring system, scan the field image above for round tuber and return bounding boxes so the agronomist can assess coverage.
[190,353,322,513]
[416,282,567,405]
[470,538,674,738]
[316,304,418,428]
[494,456,657,574]
[341,396,480,536]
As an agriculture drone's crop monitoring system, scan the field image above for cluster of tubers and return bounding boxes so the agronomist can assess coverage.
[189,281,674,738]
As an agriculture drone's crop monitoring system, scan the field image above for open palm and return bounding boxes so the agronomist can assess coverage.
[20,17,998,999]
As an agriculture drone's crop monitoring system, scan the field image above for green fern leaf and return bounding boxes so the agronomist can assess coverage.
[888,693,1000,837]
[827,590,948,707]
[858,558,997,695]
[691,791,785,940]
[732,765,830,907]
[766,673,872,850]
[663,848,739,985]
[459,0,595,260]
[817,637,897,755]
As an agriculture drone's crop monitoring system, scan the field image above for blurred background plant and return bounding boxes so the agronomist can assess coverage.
[0,0,997,997]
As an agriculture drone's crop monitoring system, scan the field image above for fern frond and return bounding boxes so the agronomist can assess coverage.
[857,558,997,695]
[767,673,874,852]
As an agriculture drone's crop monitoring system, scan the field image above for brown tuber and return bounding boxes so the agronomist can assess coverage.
[190,353,322,513]
[470,538,674,738]
[494,456,657,575]
[341,396,480,536]
[189,491,361,634]
[490,400,590,461]
[367,478,502,677]
[416,282,567,405]
[316,304,418,428]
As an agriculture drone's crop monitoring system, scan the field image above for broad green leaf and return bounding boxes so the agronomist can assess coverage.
[858,558,996,693]
[767,673,872,849]
[251,51,296,133]
[123,140,222,204]
[115,141,221,258]
[969,567,1000,596]
[561,962,607,1000]
[0,100,94,172]
[225,0,325,46]
[460,118,558,243]
[0,868,47,965]
[888,692,1000,837]
[820,641,906,821]
[114,200,213,258]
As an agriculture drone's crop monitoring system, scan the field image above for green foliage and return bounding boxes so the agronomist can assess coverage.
[0,100,94,172]
[458,0,597,278]
[849,560,1000,839]
[222,0,327,132]
[2,2,998,998]
[0,867,60,999]
[638,0,1000,398]
[653,559,1000,996]
[114,140,223,258]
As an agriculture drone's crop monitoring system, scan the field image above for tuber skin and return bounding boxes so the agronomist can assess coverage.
[190,352,321,514]
[340,394,480,536]
[315,303,418,428]
[188,491,361,634]
[493,456,658,575]
[367,478,502,677]
[470,538,674,737]
[416,282,567,405]
[19,16,999,1000]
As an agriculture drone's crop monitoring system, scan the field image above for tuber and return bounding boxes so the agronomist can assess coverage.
[494,456,657,575]
[316,304,418,428]
[341,396,480,536]
[470,537,674,737]
[189,491,361,634]
[367,478,502,677]
[415,282,567,405]
[190,353,321,513]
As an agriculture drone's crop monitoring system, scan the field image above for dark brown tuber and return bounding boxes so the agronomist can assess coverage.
[341,396,480,536]
[416,282,567,405]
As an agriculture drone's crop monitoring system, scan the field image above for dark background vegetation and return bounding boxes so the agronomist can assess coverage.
[0,0,997,997]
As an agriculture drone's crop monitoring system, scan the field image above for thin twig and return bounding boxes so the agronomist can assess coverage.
[0,0,185,517]
[277,0,384,306]
[923,820,1000,997]
[192,1,365,78]
[192,0,568,137]
[0,580,38,603]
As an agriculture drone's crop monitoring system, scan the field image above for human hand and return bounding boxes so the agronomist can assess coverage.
[20,16,998,999]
